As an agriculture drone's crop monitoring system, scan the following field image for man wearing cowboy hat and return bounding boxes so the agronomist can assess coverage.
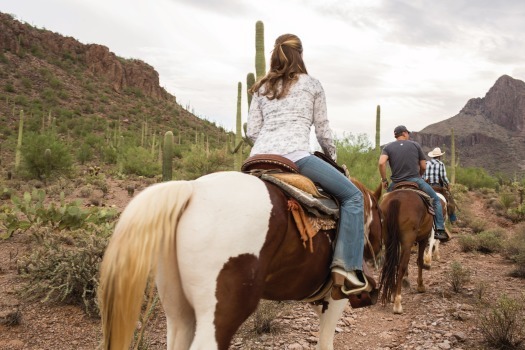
[424,147,450,188]
[378,125,450,241]
[424,147,457,225]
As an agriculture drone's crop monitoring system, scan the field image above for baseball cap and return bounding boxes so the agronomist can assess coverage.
[394,125,410,137]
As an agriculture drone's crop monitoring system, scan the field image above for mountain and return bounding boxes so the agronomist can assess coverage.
[410,75,525,177]
[0,12,228,166]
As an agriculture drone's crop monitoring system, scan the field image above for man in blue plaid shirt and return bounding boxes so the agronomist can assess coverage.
[424,147,457,224]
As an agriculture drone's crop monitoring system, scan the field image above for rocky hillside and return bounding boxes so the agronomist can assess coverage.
[0,13,169,101]
[0,12,228,164]
[411,75,525,177]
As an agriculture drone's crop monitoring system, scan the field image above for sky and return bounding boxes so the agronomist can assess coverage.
[1,0,525,144]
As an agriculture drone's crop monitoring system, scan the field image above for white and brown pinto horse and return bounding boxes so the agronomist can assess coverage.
[98,171,383,350]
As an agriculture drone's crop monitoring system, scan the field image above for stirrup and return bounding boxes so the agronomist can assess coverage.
[341,277,371,296]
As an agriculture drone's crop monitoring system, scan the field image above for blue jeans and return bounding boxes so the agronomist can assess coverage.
[295,155,364,271]
[388,177,445,230]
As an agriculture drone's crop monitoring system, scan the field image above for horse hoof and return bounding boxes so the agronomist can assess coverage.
[417,286,426,293]
[393,307,403,314]
[423,264,431,270]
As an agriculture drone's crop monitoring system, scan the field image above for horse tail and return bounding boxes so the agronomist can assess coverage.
[379,198,401,305]
[98,181,193,350]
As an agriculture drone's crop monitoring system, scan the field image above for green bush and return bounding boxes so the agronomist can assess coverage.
[120,146,161,177]
[500,192,516,210]
[477,294,525,350]
[21,132,73,180]
[504,225,525,278]
[336,133,380,189]
[101,145,118,164]
[180,146,232,180]
[1,189,118,238]
[76,143,93,164]
[470,218,488,233]
[456,166,498,190]
[447,261,470,293]
[477,230,504,253]
[458,234,478,252]
[458,231,504,254]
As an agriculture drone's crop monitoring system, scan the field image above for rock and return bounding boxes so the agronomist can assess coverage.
[453,332,467,342]
[438,341,451,349]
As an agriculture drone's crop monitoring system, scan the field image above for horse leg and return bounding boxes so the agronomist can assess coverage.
[157,257,196,350]
[416,241,426,293]
[433,240,441,261]
[393,245,411,314]
[423,229,435,269]
[310,298,347,350]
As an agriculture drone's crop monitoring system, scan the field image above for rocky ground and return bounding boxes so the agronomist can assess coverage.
[1,186,524,350]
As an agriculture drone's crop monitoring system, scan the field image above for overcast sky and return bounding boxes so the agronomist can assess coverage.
[1,0,524,144]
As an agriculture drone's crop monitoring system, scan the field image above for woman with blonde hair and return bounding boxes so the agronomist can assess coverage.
[247,34,367,297]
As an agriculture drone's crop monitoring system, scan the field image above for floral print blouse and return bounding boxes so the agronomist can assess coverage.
[247,74,337,161]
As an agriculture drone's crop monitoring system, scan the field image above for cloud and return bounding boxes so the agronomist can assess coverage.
[2,0,525,143]
[168,0,252,16]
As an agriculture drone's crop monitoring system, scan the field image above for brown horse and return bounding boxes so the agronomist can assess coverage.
[98,171,383,350]
[378,189,434,314]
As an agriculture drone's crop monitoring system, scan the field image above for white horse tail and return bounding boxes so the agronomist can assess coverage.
[98,180,193,350]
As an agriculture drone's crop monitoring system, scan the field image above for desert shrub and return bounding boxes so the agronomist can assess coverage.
[76,143,93,164]
[180,146,232,180]
[335,133,380,189]
[79,185,93,198]
[456,167,498,190]
[474,281,488,302]
[509,204,525,223]
[476,230,504,253]
[458,234,478,252]
[101,145,118,164]
[132,293,160,350]
[458,231,504,254]
[477,294,525,350]
[237,300,293,337]
[120,146,161,177]
[500,192,516,210]
[18,224,113,315]
[446,261,470,293]
[2,189,118,238]
[451,183,469,194]
[4,81,15,92]
[21,132,73,180]
[504,225,525,278]
[489,197,505,211]
[470,219,488,233]
[0,310,22,326]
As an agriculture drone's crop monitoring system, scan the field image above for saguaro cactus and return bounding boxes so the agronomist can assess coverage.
[450,128,456,184]
[15,109,24,172]
[44,148,52,180]
[255,21,266,80]
[247,72,255,108]
[229,82,244,171]
[375,105,381,152]
[162,131,174,181]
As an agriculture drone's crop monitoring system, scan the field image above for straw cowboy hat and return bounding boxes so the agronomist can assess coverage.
[428,147,445,158]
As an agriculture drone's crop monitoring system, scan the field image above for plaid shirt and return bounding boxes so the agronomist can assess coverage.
[424,158,450,186]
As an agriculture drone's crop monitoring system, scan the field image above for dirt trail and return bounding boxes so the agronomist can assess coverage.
[1,190,524,350]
